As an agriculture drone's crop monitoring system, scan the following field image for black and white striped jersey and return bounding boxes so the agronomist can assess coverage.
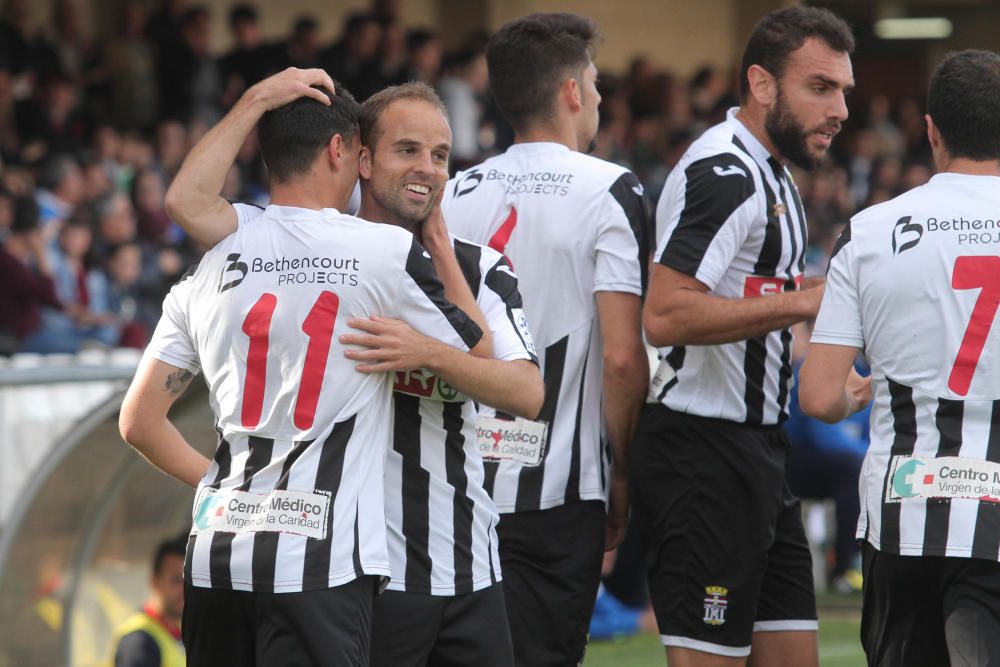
[144,204,482,593]
[442,142,648,513]
[812,173,1000,560]
[652,108,807,425]
[386,237,536,595]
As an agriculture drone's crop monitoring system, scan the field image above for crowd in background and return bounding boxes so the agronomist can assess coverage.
[0,0,936,358]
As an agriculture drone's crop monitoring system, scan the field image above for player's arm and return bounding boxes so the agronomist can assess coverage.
[799,345,872,423]
[643,265,823,346]
[597,291,649,550]
[420,196,493,358]
[165,67,336,246]
[119,356,211,488]
[343,318,541,418]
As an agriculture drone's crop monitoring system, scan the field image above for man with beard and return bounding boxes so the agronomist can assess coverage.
[633,7,854,666]
[441,13,651,666]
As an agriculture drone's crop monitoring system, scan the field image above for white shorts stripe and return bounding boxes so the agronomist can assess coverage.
[752,620,819,632]
[660,635,751,657]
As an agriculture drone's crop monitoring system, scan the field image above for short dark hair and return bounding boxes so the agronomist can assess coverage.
[37,154,79,191]
[229,3,257,28]
[360,82,448,152]
[486,12,599,132]
[739,6,854,101]
[258,85,361,183]
[928,49,1000,161]
[11,196,39,234]
[152,536,187,576]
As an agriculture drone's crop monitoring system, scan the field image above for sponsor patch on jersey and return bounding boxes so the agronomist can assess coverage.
[191,487,330,539]
[743,274,802,298]
[510,308,537,356]
[393,369,466,402]
[886,455,1000,503]
[475,415,548,466]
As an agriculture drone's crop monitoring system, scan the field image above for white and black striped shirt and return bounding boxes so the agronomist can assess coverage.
[652,108,807,425]
[813,173,1000,560]
[145,204,482,593]
[442,143,648,513]
[386,238,537,595]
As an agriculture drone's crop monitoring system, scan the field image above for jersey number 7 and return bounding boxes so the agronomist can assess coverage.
[241,291,340,430]
[949,256,1000,396]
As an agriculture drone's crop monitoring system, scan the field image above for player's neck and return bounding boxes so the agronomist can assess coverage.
[514,122,579,151]
[936,156,1000,177]
[269,179,348,212]
[357,191,418,235]
[735,105,785,165]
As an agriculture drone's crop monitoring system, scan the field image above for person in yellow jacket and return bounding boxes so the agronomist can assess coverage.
[111,537,186,667]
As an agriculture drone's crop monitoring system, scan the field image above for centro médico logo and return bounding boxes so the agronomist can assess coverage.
[892,458,928,498]
[892,216,924,255]
[193,492,225,530]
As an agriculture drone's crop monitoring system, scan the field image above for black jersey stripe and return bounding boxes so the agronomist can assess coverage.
[485,255,539,365]
[924,398,964,555]
[237,436,274,492]
[972,400,1000,559]
[743,336,768,425]
[879,379,918,549]
[752,159,783,277]
[393,394,432,592]
[251,438,312,593]
[785,173,809,273]
[202,432,231,586]
[301,416,356,589]
[453,239,483,300]
[777,170,800,278]
[658,151,756,276]
[209,435,262,588]
[609,171,651,292]
[443,402,475,595]
[487,518,498,585]
[405,237,484,349]
[483,461,498,498]
[515,335,569,511]
[352,507,364,579]
[565,332,591,504]
[656,346,686,402]
[775,328,794,421]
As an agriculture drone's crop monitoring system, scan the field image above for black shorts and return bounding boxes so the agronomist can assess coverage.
[861,542,1000,667]
[630,404,816,657]
[369,584,514,667]
[182,576,376,667]
[496,499,606,667]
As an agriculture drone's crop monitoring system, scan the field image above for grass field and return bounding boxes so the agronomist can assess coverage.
[586,604,865,666]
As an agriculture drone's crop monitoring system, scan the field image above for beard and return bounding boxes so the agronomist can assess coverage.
[765,88,832,171]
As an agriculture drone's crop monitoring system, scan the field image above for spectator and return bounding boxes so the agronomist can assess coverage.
[156,6,220,125]
[131,168,171,244]
[99,0,158,131]
[109,537,186,667]
[219,3,274,104]
[280,15,322,70]
[321,12,383,100]
[34,153,85,233]
[401,29,442,85]
[89,241,148,348]
[437,44,488,165]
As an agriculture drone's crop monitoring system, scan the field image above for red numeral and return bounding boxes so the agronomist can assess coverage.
[295,291,340,430]
[241,293,277,427]
[949,256,1000,396]
[240,291,339,429]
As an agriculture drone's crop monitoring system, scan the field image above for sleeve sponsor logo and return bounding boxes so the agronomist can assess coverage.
[887,455,1000,503]
[393,369,465,402]
[475,415,548,466]
[191,487,330,540]
[511,308,537,356]
[743,274,802,298]
[712,165,747,178]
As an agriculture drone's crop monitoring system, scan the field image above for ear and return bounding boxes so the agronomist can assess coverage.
[326,134,345,171]
[563,76,582,113]
[359,145,372,179]
[924,114,940,150]
[746,64,776,107]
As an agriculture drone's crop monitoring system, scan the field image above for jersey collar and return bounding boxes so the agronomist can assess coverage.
[263,204,344,220]
[726,107,776,170]
[506,142,572,156]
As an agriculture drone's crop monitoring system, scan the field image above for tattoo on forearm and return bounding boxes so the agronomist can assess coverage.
[164,369,194,395]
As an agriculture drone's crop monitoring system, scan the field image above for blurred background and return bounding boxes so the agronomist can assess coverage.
[0,0,992,664]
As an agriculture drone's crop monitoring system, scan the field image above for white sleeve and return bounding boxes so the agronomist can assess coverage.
[395,237,484,351]
[144,272,201,374]
[480,252,537,363]
[594,171,648,295]
[811,223,864,348]
[233,202,265,227]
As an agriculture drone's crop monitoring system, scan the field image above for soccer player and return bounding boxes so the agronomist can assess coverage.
[441,13,650,666]
[634,7,853,666]
[800,49,1000,667]
[167,71,544,666]
[119,69,485,666]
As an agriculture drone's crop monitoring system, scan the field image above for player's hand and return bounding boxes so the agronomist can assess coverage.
[246,68,336,112]
[605,473,629,551]
[341,315,438,372]
[844,366,873,416]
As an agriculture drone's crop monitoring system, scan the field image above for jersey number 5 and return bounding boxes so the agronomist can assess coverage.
[241,291,340,430]
[949,256,1000,396]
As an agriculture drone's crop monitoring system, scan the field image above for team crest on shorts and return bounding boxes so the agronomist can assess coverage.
[703,585,729,626]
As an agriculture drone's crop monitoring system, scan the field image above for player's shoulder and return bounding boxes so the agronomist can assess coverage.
[447,154,508,202]
[850,182,934,233]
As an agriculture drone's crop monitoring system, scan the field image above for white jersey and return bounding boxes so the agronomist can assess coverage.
[813,173,1000,560]
[145,204,482,593]
[653,109,808,426]
[386,237,537,595]
[442,142,647,513]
